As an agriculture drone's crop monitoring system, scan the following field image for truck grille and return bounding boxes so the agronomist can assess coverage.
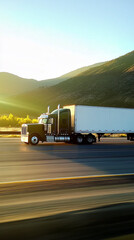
[22,126,27,135]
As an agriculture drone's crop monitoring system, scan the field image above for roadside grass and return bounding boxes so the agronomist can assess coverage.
[0,135,20,138]
[0,127,21,138]
[93,133,127,138]
[0,127,21,131]
[104,134,127,138]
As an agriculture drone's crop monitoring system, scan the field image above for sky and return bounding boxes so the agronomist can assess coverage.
[0,0,134,80]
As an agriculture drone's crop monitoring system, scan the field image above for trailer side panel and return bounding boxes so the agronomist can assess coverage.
[74,105,134,133]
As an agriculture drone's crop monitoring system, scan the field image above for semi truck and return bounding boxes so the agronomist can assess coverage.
[21,105,134,145]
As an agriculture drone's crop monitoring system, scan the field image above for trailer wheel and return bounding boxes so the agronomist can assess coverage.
[30,134,39,145]
[86,135,93,144]
[76,135,84,144]
[130,136,134,141]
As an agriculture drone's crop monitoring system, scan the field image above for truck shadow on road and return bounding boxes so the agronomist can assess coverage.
[26,141,134,176]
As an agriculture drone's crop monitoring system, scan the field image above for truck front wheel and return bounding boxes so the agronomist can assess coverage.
[30,134,39,145]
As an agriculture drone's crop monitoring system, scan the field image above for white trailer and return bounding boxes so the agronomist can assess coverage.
[63,105,134,134]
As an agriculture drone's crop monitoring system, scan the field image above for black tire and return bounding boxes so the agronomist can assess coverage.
[30,134,39,145]
[86,134,93,144]
[130,136,134,141]
[76,134,84,144]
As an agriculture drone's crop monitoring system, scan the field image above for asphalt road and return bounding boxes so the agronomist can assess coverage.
[0,137,134,182]
[0,137,134,239]
[0,181,134,223]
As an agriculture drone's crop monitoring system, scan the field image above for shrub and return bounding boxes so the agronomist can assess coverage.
[0,114,38,127]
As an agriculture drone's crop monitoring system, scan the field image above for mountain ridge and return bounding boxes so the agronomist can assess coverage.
[0,51,134,116]
[0,62,105,100]
[0,72,38,99]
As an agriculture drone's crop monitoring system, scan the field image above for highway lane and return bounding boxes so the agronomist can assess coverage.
[1,180,134,240]
[0,138,134,182]
[0,182,134,223]
[0,137,134,239]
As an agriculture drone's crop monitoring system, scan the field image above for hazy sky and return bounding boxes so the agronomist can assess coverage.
[0,0,134,80]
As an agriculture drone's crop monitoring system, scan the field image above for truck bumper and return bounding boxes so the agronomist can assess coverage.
[21,134,29,143]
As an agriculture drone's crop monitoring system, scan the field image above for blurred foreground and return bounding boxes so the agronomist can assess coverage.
[1,178,134,239]
[0,138,134,239]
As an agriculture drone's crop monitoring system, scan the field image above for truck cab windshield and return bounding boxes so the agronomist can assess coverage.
[39,118,48,124]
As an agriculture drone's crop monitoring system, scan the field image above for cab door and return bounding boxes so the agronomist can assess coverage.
[47,117,57,134]
[59,110,71,134]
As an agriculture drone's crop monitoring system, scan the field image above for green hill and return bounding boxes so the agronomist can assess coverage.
[0,62,105,116]
[5,51,134,117]
[39,62,105,88]
[0,100,39,116]
[0,62,105,100]
[0,72,39,99]
[1,51,134,117]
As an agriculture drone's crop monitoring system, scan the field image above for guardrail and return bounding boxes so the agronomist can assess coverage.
[0,131,21,135]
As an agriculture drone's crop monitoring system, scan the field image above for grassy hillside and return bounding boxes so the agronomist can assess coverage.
[0,62,105,100]
[6,51,134,117]
[0,72,39,99]
[39,62,105,87]
[0,62,105,116]
[0,100,40,117]
[1,51,134,116]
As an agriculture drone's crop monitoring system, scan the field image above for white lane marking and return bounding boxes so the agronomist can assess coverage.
[0,173,134,185]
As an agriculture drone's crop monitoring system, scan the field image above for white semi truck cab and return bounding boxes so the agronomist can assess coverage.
[21,105,134,145]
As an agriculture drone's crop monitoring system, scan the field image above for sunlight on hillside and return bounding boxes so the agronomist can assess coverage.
[0,99,31,110]
[0,51,134,118]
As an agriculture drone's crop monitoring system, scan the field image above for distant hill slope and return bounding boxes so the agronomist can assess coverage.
[6,51,134,116]
[0,62,105,100]
[0,100,39,116]
[0,73,39,99]
[0,62,105,115]
[39,62,105,87]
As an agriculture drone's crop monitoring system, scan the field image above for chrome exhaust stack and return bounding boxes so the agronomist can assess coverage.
[57,104,60,135]
[47,106,50,115]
